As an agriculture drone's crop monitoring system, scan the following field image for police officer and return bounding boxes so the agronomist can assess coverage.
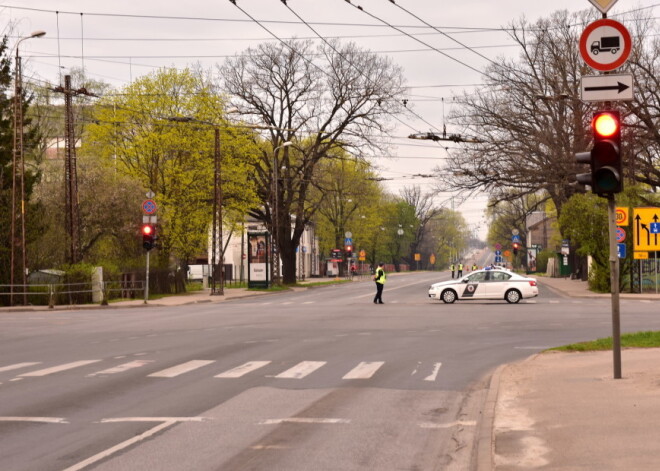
[472,263,478,272]
[450,263,455,279]
[373,262,386,304]
[457,262,463,277]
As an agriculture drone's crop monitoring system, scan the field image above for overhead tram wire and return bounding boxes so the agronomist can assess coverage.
[343,0,486,77]
[227,0,431,138]
[280,0,443,135]
[386,0,499,67]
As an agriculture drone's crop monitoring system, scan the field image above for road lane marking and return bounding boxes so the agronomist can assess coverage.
[419,420,476,429]
[147,360,215,378]
[87,360,154,377]
[275,361,326,379]
[0,417,68,424]
[100,417,207,423]
[215,361,271,378]
[19,360,101,377]
[424,362,442,382]
[342,361,384,379]
[259,418,350,425]
[62,421,176,471]
[0,362,41,373]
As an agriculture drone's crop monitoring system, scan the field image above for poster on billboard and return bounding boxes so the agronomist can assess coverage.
[248,232,270,288]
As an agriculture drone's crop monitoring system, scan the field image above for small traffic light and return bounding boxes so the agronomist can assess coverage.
[142,224,155,251]
[575,111,623,196]
[345,245,353,258]
[512,242,520,255]
[591,111,622,195]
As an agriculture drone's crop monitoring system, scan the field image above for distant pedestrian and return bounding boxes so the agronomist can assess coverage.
[457,263,463,277]
[450,263,455,279]
[373,262,386,304]
[472,263,477,272]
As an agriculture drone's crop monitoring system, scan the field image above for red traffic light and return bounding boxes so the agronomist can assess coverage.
[512,242,520,249]
[592,112,619,138]
[142,224,153,235]
[142,224,156,250]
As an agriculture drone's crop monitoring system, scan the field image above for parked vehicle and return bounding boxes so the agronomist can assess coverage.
[428,268,538,304]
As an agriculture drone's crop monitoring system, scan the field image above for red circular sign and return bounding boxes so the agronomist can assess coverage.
[616,227,626,243]
[579,19,632,71]
[142,199,157,215]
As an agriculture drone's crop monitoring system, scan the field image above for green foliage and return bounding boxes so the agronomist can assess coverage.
[535,249,554,273]
[550,331,660,352]
[85,68,259,266]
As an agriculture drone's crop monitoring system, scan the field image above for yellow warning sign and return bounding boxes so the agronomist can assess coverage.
[633,207,660,251]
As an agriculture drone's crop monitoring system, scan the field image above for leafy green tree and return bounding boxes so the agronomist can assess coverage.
[86,68,260,268]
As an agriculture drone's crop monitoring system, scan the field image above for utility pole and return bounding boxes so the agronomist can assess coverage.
[50,75,96,264]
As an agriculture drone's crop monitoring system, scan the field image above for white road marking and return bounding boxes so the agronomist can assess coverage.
[549,300,560,304]
[99,417,207,423]
[419,420,476,429]
[302,301,315,305]
[275,361,326,379]
[342,361,384,379]
[19,360,101,377]
[87,360,153,377]
[62,421,176,471]
[0,417,68,424]
[0,362,41,373]
[147,360,215,378]
[424,362,442,382]
[259,418,350,425]
[215,361,271,378]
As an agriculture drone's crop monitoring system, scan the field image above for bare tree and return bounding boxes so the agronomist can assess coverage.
[220,39,405,283]
[400,185,442,266]
[437,10,597,215]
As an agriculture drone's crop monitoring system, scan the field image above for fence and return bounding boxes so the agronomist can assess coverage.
[0,280,146,308]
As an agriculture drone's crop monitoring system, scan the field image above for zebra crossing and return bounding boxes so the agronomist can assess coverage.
[0,357,442,384]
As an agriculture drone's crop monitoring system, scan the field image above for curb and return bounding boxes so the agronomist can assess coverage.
[476,364,506,471]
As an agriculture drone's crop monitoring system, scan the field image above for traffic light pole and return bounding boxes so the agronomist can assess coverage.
[144,250,150,305]
[607,196,622,378]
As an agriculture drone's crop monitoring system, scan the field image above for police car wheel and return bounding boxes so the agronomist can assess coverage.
[505,289,521,304]
[441,289,457,304]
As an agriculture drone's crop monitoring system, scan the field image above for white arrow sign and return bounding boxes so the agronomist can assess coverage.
[580,74,634,102]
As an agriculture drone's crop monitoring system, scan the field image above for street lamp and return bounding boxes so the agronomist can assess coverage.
[272,141,292,285]
[10,30,46,305]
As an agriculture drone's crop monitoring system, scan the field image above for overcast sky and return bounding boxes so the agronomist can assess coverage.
[3,0,656,240]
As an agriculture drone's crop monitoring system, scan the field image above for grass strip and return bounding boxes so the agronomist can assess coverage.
[549,331,660,352]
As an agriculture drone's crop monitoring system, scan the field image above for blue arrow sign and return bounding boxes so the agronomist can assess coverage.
[617,243,626,259]
[651,222,660,234]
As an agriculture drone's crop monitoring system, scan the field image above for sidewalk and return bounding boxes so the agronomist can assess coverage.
[480,276,660,471]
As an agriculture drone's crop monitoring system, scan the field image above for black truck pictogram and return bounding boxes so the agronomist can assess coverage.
[591,36,620,55]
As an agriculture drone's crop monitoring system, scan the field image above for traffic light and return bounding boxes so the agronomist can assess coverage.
[142,224,155,251]
[591,111,622,195]
[575,111,623,196]
[512,242,520,255]
[345,245,353,258]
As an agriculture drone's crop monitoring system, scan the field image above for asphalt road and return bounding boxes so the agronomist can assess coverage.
[2,272,660,470]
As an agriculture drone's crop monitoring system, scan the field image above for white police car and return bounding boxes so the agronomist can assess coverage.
[428,268,538,304]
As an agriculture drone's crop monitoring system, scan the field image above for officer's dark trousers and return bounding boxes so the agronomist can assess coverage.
[374,282,384,303]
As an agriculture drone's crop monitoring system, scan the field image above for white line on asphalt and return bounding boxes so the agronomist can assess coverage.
[18,360,102,377]
[99,417,207,423]
[215,361,271,378]
[342,361,384,379]
[87,360,154,377]
[147,360,215,378]
[259,418,350,425]
[274,361,326,379]
[424,362,442,382]
[302,301,315,304]
[419,420,476,429]
[62,421,176,471]
[0,417,68,424]
[0,362,41,373]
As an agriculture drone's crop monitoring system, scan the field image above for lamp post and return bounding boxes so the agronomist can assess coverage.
[271,141,292,285]
[10,30,45,305]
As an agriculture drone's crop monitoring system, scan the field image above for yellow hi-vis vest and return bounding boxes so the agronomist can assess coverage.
[458,264,463,270]
[375,267,386,284]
